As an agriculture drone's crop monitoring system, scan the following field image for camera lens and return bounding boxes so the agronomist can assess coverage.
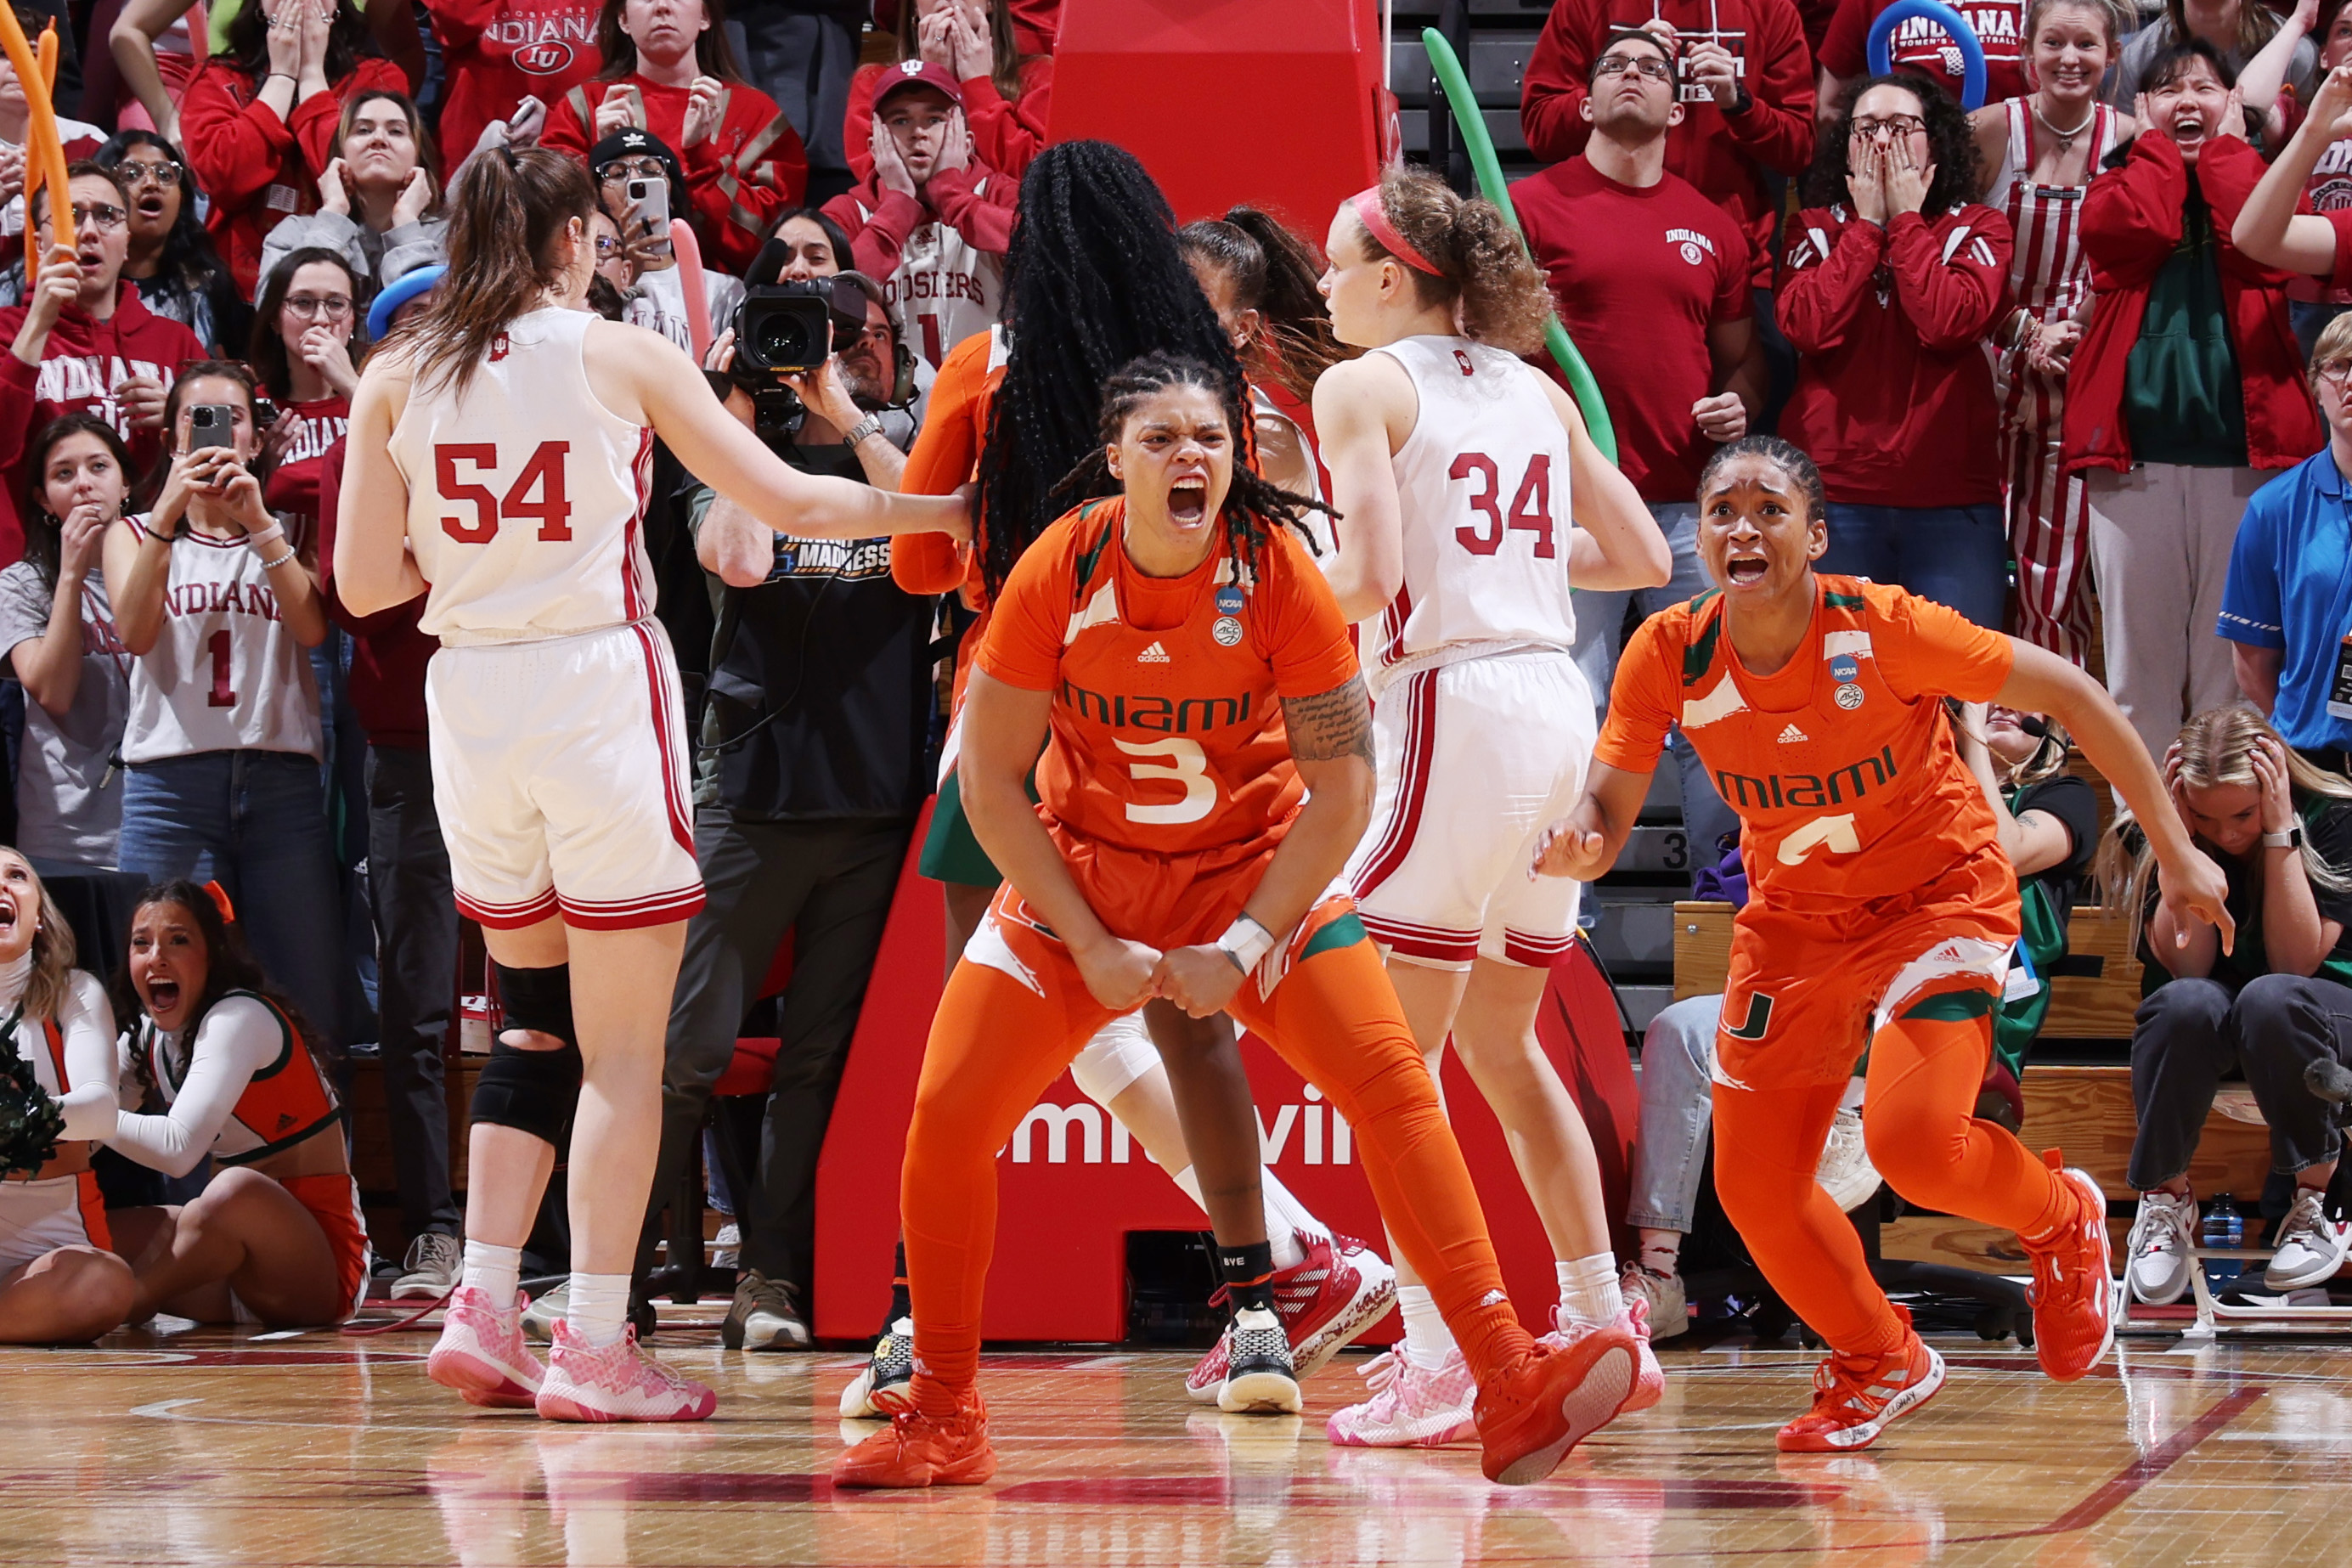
[753,312,815,368]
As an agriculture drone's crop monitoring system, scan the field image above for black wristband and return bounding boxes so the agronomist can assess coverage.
[1729,84,1753,116]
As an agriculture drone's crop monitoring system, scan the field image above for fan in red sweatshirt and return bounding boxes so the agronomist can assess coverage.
[1520,0,1815,286]
[845,7,1054,187]
[422,0,605,165]
[180,52,413,297]
[0,209,205,565]
[1817,0,2028,108]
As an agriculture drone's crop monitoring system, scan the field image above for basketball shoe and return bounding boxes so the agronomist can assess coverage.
[1187,1232,1397,1402]
[1326,1347,1478,1448]
[535,1321,717,1422]
[1471,1323,1642,1485]
[1620,1261,1688,1343]
[2021,1158,2116,1381]
[2126,1185,2196,1306]
[1542,1296,1664,1413]
[1775,1306,1946,1452]
[427,1285,544,1408]
[840,1315,915,1419]
[1218,1307,1302,1414]
[832,1389,998,1488]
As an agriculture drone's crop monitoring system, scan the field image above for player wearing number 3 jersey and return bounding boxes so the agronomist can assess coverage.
[1311,169,1672,1447]
[833,353,1639,1491]
[1539,436,2236,1452]
[336,149,967,1423]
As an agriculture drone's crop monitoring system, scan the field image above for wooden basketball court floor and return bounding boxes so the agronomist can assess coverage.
[10,1311,2352,1566]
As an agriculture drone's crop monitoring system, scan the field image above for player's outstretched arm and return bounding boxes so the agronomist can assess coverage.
[1543,378,1672,592]
[335,358,431,619]
[1154,675,1377,1020]
[602,322,973,544]
[959,670,1161,1011]
[1531,761,1652,882]
[1311,355,1412,623]
[1999,638,2236,953]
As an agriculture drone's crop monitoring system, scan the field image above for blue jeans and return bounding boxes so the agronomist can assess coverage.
[116,749,350,1052]
[1571,502,1740,876]
[1630,994,1721,1233]
[1819,502,2009,629]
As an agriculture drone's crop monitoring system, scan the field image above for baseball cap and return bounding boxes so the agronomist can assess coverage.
[873,59,963,112]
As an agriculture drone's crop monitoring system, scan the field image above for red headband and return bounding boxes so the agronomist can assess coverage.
[1350,187,1442,277]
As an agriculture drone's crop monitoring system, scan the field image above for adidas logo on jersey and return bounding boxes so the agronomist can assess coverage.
[1137,641,1170,663]
[1777,724,1808,743]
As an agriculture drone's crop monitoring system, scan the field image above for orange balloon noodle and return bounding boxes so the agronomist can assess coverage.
[669,217,713,362]
[1,11,71,279]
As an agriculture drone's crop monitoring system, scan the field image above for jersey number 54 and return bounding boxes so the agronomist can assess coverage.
[437,441,576,544]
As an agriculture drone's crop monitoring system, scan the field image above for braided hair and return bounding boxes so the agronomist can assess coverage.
[1052,353,1334,572]
[974,141,1248,602]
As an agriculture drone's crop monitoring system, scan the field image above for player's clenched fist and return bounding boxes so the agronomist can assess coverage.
[1072,935,1163,1012]
[1530,804,1611,881]
[1153,945,1244,1019]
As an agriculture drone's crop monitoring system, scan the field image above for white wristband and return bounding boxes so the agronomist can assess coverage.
[1215,914,1277,976]
[245,522,285,551]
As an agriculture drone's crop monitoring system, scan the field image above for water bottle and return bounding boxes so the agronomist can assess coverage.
[2201,1207,2243,1285]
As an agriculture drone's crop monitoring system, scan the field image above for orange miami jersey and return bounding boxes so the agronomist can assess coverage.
[1594,578,2024,1086]
[977,497,1361,945]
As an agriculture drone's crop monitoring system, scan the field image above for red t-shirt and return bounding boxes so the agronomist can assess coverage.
[262,395,351,549]
[1514,156,1753,505]
[421,0,604,167]
[1819,0,2025,105]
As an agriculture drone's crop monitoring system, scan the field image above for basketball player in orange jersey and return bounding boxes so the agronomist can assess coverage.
[1537,435,2234,1451]
[832,353,1641,1490]
[1311,167,1673,1449]
[335,148,968,1421]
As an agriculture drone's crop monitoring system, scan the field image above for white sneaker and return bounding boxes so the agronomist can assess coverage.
[426,1286,544,1408]
[520,1281,567,1344]
[1620,1263,1688,1343]
[2127,1187,2196,1305]
[840,1316,914,1419]
[2265,1188,2352,1289]
[1817,1107,1882,1214]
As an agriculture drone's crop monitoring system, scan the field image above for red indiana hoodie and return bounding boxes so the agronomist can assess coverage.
[0,285,205,565]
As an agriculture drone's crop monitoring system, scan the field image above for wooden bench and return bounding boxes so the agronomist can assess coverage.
[1667,900,2272,1201]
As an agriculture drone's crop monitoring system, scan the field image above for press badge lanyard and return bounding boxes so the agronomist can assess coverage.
[2327,485,2352,721]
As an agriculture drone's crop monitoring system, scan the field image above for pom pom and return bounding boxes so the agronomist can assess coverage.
[0,1020,62,1179]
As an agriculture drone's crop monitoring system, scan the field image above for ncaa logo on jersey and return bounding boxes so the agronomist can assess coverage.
[1830,654,1859,683]
[1453,349,1475,376]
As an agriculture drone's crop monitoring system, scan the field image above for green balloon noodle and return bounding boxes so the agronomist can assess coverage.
[1419,26,1618,463]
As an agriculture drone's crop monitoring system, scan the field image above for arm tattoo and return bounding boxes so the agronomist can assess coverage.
[1283,676,1374,765]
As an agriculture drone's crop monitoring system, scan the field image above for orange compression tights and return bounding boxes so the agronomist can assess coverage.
[899,928,1532,1413]
[1710,992,2072,1359]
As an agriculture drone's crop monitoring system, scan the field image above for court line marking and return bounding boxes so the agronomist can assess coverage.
[127,1397,203,1418]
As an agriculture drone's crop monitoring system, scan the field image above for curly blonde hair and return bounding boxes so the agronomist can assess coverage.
[0,849,78,1023]
[1356,169,1553,355]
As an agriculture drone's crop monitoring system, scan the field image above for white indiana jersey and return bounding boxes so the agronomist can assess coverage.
[1362,335,1577,698]
[845,183,1007,369]
[120,520,324,764]
[391,307,657,645]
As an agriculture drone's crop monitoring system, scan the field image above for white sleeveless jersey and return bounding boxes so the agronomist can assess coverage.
[120,519,324,765]
[1362,336,1577,697]
[391,307,657,646]
[845,180,1007,369]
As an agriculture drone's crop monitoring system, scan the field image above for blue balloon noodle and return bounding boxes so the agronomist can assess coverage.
[1864,0,1988,110]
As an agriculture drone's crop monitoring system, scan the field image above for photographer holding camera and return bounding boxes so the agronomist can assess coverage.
[641,264,935,1350]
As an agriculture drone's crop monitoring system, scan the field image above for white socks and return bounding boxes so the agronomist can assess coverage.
[1839,1075,1868,1112]
[1174,1165,1311,1272]
[460,1240,520,1305]
[567,1272,631,1347]
[1557,1252,1624,1328]
[1397,1283,1458,1369]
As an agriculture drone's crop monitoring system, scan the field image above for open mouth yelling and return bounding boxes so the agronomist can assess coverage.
[0,895,19,938]
[1725,554,1769,586]
[145,976,182,1017]
[2170,108,2208,148]
[1168,474,1210,527]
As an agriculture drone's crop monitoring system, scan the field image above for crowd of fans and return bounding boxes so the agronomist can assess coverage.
[0,0,2347,1342]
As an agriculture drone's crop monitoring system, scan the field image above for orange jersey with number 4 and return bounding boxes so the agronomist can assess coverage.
[1594,577,2016,912]
[979,497,1359,868]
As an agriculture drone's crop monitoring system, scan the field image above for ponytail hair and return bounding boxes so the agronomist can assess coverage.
[1354,168,1551,354]
[112,881,323,1091]
[392,147,597,397]
[1178,206,1358,404]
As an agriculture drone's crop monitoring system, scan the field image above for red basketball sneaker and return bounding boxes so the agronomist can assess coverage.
[2022,1155,2117,1382]
[1187,1231,1398,1403]
[1775,1306,1946,1453]
[832,1389,999,1489]
[1470,1320,1639,1485]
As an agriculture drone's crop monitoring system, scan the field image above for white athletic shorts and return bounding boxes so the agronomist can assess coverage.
[0,1172,102,1272]
[1347,648,1595,971]
[427,621,704,931]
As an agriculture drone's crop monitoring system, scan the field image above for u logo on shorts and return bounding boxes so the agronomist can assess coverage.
[1723,991,1776,1041]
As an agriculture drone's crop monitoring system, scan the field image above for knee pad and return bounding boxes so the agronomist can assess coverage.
[1069,1012,1159,1107]
[494,962,578,1050]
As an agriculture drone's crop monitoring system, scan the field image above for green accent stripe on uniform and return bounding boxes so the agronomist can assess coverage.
[1898,987,1996,1023]
[1300,912,1368,962]
[1072,500,1115,590]
[1683,612,1723,688]
[1824,590,1868,610]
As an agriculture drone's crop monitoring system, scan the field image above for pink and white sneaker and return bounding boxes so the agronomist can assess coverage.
[534,1321,717,1423]
[1541,1298,1664,1415]
[1325,1347,1477,1447]
[427,1285,544,1409]
[1187,1232,1401,1403]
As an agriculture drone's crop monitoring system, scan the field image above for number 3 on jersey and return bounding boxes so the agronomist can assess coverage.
[1116,737,1215,826]
[437,441,575,544]
[1450,452,1555,559]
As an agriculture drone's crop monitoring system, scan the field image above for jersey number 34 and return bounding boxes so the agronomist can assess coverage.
[1448,452,1554,558]
[437,442,575,544]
